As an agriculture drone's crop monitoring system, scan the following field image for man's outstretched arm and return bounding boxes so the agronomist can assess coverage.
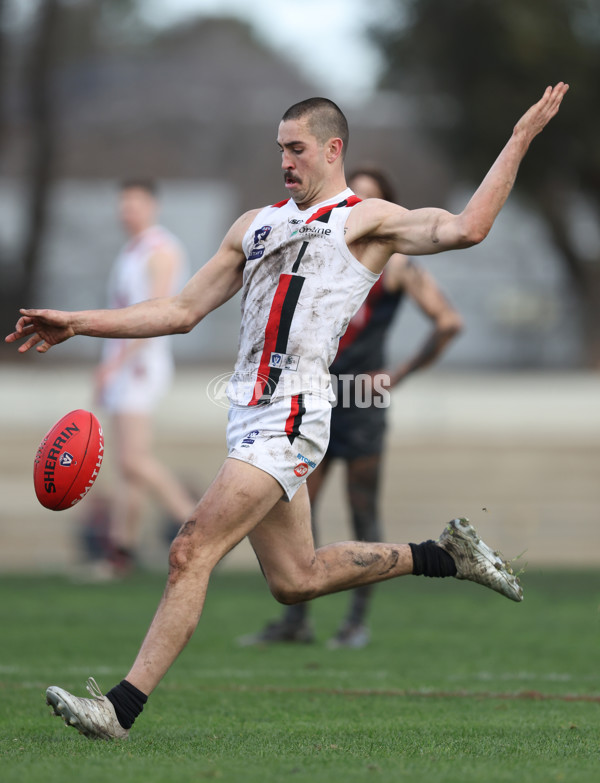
[5,210,257,354]
[449,81,569,247]
[353,82,569,265]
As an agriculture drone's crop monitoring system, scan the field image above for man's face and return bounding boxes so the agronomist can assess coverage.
[118,187,157,235]
[277,118,328,207]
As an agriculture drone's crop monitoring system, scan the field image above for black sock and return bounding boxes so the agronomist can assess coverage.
[409,540,457,578]
[105,680,148,729]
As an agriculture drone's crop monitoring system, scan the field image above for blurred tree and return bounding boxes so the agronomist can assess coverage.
[0,0,6,158]
[0,0,146,342]
[373,0,600,365]
[19,0,61,327]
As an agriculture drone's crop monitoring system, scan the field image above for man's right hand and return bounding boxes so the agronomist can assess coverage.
[5,309,76,354]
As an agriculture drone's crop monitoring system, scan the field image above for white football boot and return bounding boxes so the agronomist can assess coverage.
[46,677,129,740]
[437,518,523,602]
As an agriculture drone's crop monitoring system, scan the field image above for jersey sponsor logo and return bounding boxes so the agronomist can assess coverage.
[288,218,303,235]
[269,352,299,371]
[290,224,332,238]
[248,244,265,261]
[298,225,331,236]
[293,462,309,478]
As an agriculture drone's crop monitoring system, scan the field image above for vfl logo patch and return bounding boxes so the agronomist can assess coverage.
[59,452,75,467]
[269,352,299,371]
[254,226,271,243]
[248,226,272,261]
[293,462,309,478]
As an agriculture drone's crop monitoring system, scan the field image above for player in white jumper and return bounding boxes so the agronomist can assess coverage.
[101,223,180,414]
[226,188,376,500]
[95,180,195,576]
[6,84,568,740]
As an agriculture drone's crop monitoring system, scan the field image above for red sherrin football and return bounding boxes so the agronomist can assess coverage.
[33,409,104,511]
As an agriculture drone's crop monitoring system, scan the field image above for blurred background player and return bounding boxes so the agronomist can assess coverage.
[91,178,195,577]
[239,167,463,648]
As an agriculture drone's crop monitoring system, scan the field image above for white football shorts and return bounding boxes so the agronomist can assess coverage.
[226,393,331,500]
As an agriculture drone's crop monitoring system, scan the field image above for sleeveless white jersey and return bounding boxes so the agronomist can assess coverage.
[106,224,186,310]
[101,225,187,408]
[226,188,380,406]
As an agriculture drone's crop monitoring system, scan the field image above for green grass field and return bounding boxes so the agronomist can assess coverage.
[1,568,598,783]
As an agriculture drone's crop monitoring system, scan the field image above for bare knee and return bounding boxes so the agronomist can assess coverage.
[167,520,217,584]
[267,572,317,605]
[168,517,235,586]
[167,524,196,582]
[271,585,315,605]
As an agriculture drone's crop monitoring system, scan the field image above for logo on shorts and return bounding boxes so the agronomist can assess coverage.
[296,453,316,469]
[59,452,75,467]
[241,429,260,448]
[294,462,309,478]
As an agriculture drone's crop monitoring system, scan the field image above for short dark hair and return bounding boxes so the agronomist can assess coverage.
[347,166,397,204]
[282,97,349,159]
[120,177,158,197]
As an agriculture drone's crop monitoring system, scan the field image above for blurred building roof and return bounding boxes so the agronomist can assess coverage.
[3,15,449,208]
[1,15,581,368]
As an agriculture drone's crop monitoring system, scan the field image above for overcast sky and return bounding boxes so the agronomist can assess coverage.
[141,0,400,104]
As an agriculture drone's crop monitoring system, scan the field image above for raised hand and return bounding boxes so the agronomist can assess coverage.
[514,82,569,143]
[4,308,76,353]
